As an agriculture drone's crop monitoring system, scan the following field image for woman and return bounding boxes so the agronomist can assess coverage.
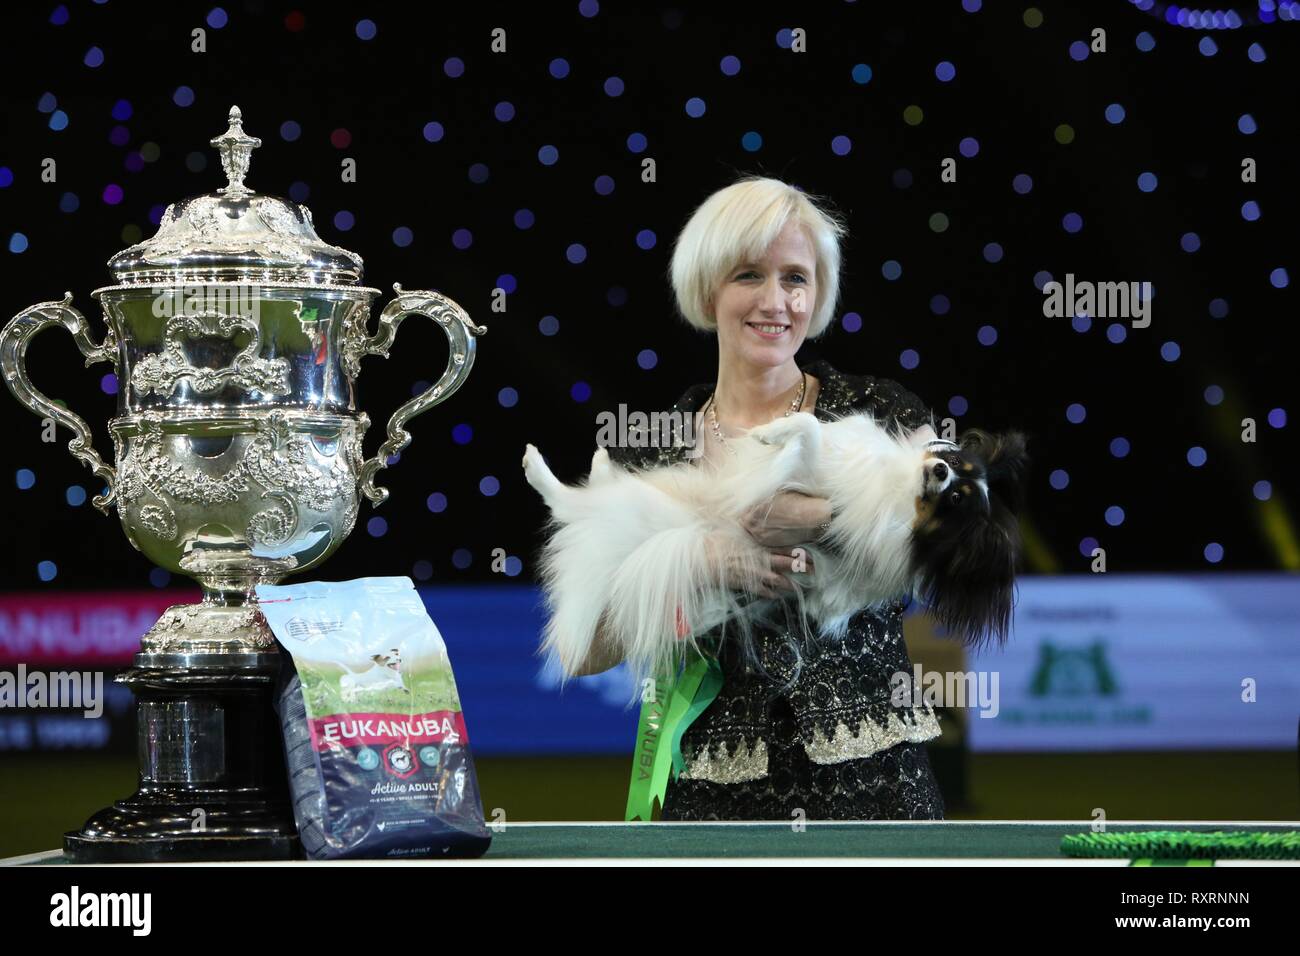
[582,175,945,821]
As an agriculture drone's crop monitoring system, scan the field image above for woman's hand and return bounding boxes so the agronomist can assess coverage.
[741,491,832,549]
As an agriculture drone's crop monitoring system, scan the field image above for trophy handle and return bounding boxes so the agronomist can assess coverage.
[0,293,118,513]
[356,284,487,506]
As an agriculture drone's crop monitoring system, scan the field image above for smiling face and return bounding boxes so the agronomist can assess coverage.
[710,219,817,369]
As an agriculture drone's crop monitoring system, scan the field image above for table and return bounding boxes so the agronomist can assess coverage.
[4,821,1297,864]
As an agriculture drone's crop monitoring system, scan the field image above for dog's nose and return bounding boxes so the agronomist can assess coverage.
[931,461,948,481]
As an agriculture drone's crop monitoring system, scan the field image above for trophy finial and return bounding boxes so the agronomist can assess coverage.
[210,104,261,199]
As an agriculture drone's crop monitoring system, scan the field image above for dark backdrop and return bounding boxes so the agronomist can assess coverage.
[0,0,1294,592]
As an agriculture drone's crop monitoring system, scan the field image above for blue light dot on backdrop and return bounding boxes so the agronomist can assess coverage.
[207,7,228,29]
[1105,103,1125,124]
[174,86,195,107]
[452,228,472,249]
[841,312,862,333]
[637,349,658,370]
[8,233,28,254]
[1204,385,1224,406]
[1161,341,1180,361]
[356,18,376,40]
[50,5,69,25]
[1270,268,1289,288]
[1050,469,1070,490]
[1199,36,1218,57]
[1069,40,1089,61]
[935,60,956,82]
[333,210,354,231]
[893,169,913,189]
[427,492,447,513]
[49,111,69,131]
[635,230,656,250]
[1062,212,1083,233]
[1066,403,1086,424]
[1267,408,1286,428]
[280,120,301,142]
[538,145,559,165]
[977,325,997,346]
[444,57,465,78]
[1253,480,1271,501]
[538,315,559,336]
[38,560,57,582]
[831,135,852,156]
[1137,171,1158,192]
[882,260,902,280]
[514,209,535,229]
[84,47,104,68]
[1204,542,1223,564]
[452,423,472,445]
[496,274,517,294]
[742,131,763,151]
[1107,323,1127,344]
[1110,437,1131,458]
[495,101,515,122]
[930,294,950,315]
[1079,537,1100,558]
[566,243,586,263]
[604,77,624,96]
[413,561,433,581]
[392,226,413,247]
[66,484,85,506]
[958,136,979,157]
[367,516,387,537]
[479,476,500,497]
[899,349,919,370]
[983,242,1003,263]
[626,132,647,153]
[720,55,741,76]
[468,163,489,184]
[452,549,472,570]
[1208,298,1229,318]
[1136,31,1155,52]
[1033,270,1053,290]
[549,58,570,79]
[16,468,35,490]
[504,556,523,577]
[1248,42,1266,62]
[1241,200,1261,221]
[1072,313,1092,333]
[1180,232,1200,252]
[498,386,518,407]
[685,97,707,118]
[949,395,969,416]
[1187,446,1207,467]
[571,381,591,403]
[1012,173,1033,194]
[423,122,444,142]
[1237,114,1257,135]
[852,64,872,84]
[1105,506,1125,526]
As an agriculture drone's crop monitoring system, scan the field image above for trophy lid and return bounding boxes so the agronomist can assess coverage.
[106,106,365,286]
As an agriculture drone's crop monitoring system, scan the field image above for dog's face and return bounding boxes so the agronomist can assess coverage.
[911,430,1029,649]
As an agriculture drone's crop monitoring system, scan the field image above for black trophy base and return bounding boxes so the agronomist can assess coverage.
[63,653,301,863]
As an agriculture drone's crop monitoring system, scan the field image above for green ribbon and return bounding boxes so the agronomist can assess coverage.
[624,649,724,821]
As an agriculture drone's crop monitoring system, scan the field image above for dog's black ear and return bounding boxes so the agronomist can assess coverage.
[985,431,1030,514]
[915,513,1021,651]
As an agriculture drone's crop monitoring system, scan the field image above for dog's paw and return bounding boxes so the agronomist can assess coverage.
[522,443,541,472]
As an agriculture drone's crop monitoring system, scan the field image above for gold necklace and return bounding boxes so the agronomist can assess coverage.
[706,371,806,457]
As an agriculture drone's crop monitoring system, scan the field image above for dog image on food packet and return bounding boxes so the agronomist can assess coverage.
[257,577,491,859]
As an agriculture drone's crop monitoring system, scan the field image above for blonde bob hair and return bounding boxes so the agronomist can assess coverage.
[669,175,847,339]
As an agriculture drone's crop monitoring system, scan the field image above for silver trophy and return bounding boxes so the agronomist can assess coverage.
[0,106,486,861]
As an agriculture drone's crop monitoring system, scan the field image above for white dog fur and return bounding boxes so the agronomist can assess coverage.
[523,410,943,688]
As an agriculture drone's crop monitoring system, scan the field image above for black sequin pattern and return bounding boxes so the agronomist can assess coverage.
[604,359,947,821]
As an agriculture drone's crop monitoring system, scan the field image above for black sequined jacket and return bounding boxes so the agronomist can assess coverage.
[605,358,943,786]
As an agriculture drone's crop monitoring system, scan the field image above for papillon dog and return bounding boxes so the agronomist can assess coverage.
[523,410,1028,687]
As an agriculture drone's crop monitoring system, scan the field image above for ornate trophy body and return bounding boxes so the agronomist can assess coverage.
[0,107,486,861]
